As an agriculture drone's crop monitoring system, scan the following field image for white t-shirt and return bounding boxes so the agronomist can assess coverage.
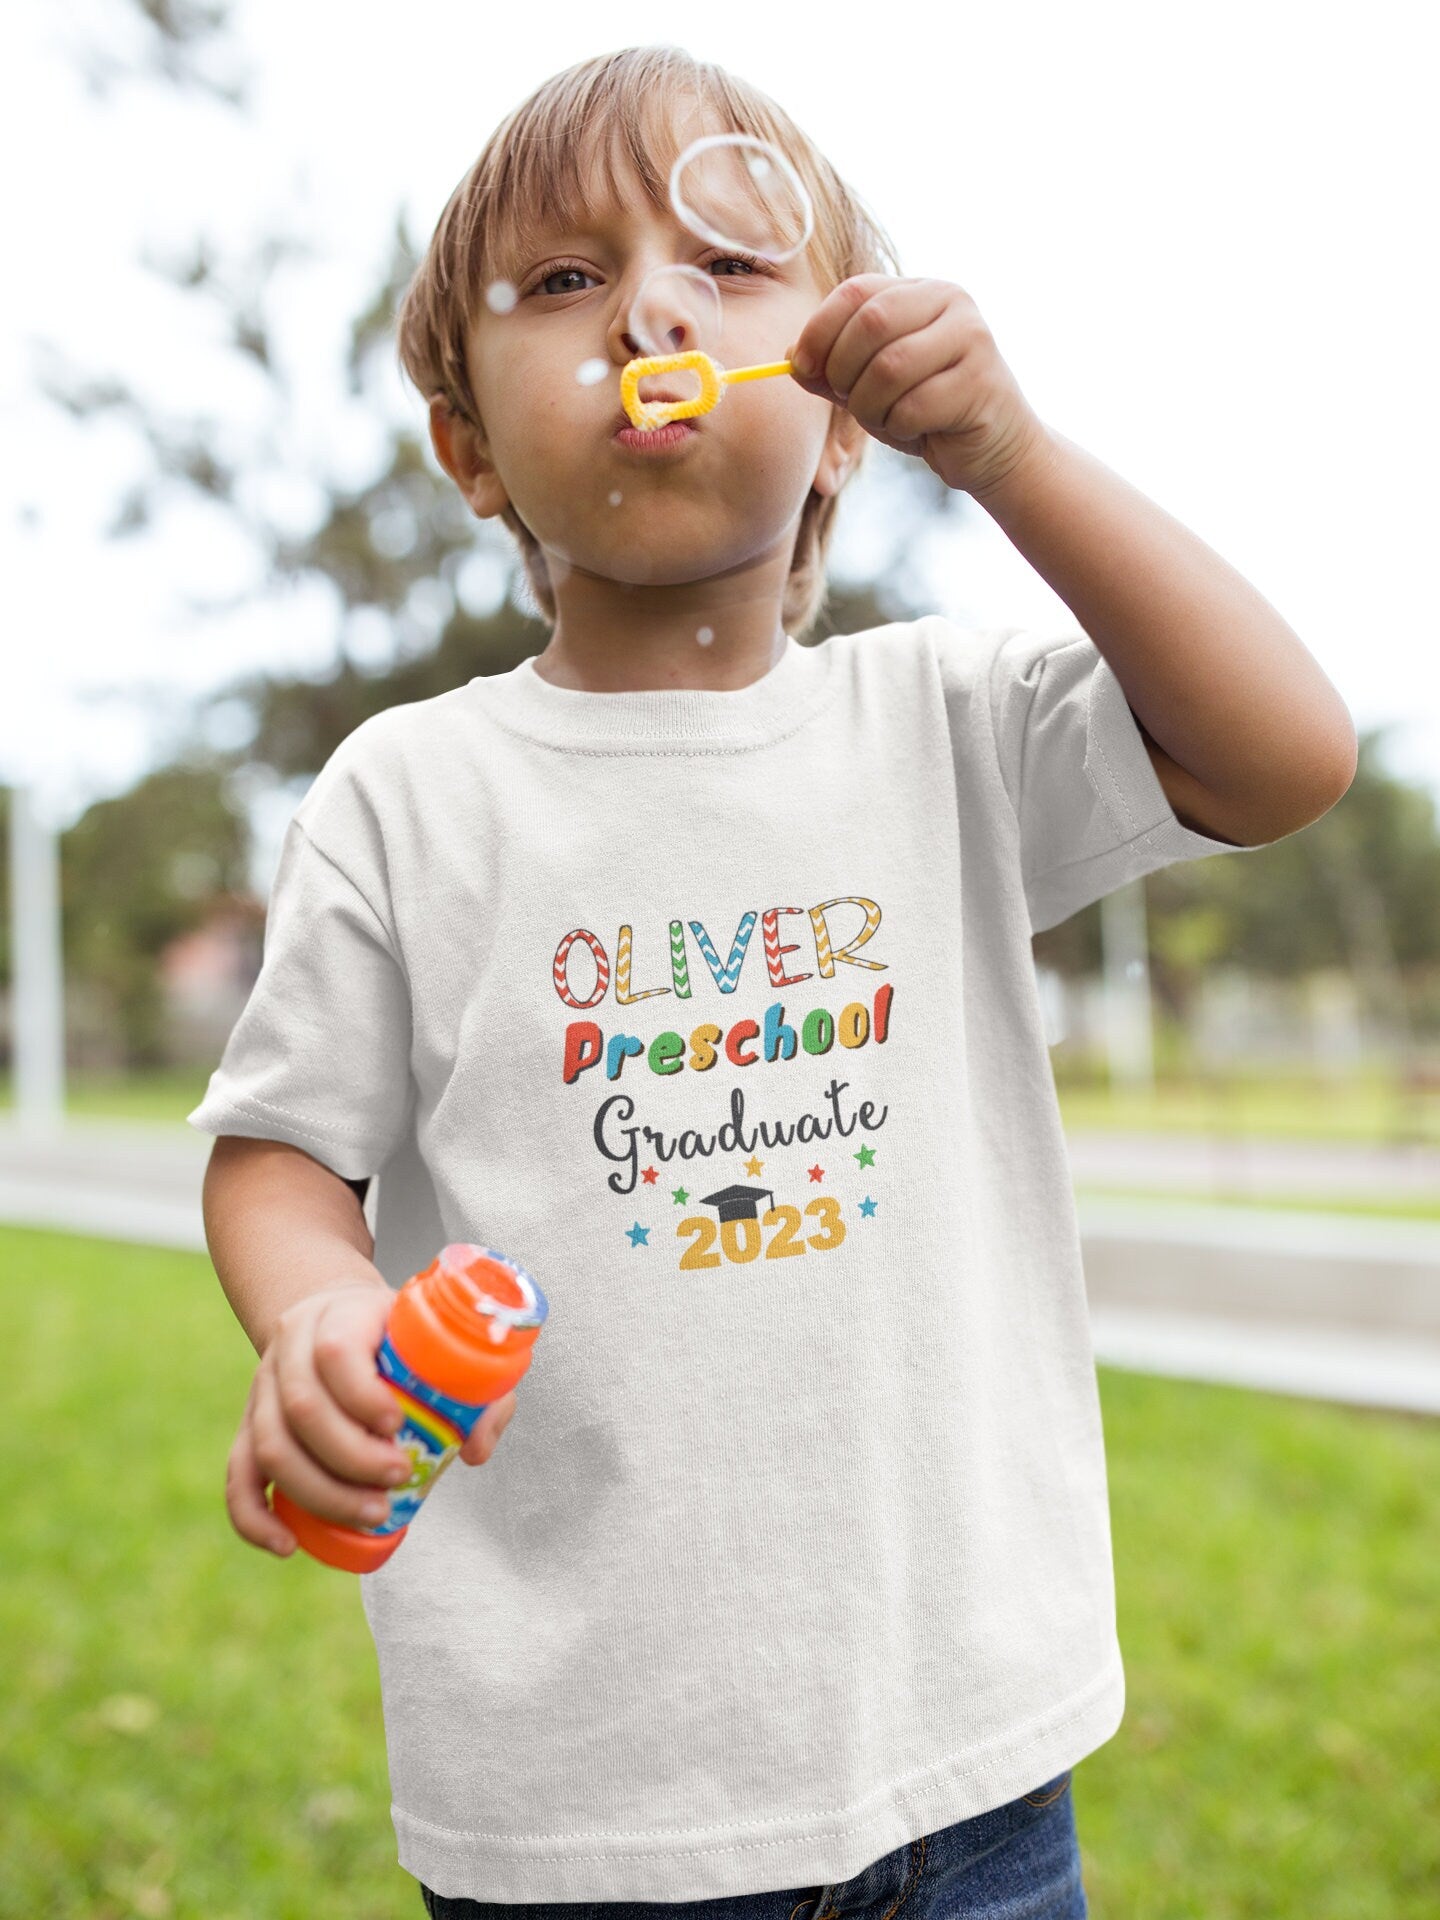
[189,618,1272,1903]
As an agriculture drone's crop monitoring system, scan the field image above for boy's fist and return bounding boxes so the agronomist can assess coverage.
[787,274,1052,502]
[228,1278,523,1557]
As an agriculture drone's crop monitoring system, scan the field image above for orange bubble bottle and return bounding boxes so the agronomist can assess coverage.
[271,1244,549,1574]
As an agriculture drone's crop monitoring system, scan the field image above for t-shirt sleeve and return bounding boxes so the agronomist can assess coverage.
[187,814,415,1182]
[986,626,1284,934]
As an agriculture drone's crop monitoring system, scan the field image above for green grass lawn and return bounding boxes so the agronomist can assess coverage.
[1073,1186,1440,1223]
[3,1225,1438,1917]
[1054,1066,1440,1147]
[5,1063,1439,1147]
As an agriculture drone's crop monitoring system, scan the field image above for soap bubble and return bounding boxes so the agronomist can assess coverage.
[574,357,609,386]
[484,280,519,315]
[628,262,722,360]
[696,626,715,646]
[608,490,623,506]
[669,134,813,264]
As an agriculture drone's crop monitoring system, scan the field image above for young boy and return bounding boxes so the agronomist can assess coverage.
[189,45,1357,1920]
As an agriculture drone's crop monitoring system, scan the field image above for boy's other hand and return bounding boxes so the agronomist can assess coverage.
[786,274,1051,502]
[227,1280,417,1556]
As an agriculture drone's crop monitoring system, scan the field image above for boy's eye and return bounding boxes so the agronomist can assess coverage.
[527,252,765,299]
[536,264,598,297]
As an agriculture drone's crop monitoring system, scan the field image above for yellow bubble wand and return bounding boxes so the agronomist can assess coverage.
[620,349,793,430]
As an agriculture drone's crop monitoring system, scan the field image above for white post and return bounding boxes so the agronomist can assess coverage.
[1100,879,1155,1092]
[8,783,66,1133]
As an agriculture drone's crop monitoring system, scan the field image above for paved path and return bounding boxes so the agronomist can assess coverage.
[1074,1193,1440,1415]
[2,1118,1437,1415]
[0,1117,208,1251]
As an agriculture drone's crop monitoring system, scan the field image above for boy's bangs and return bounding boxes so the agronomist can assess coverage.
[484,122,671,282]
[481,85,800,288]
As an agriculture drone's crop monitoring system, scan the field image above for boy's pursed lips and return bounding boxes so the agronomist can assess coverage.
[612,392,706,434]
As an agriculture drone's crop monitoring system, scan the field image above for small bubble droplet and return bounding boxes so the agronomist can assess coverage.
[575,357,609,386]
[696,626,715,646]
[484,280,518,315]
[608,490,623,506]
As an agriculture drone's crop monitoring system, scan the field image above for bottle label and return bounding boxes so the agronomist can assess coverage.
[366,1332,491,1537]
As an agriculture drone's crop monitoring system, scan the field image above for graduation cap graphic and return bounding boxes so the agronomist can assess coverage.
[700,1182,777,1223]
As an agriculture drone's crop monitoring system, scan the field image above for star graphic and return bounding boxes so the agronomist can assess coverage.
[641,1166,659,1185]
[672,1186,689,1206]
[626,1222,651,1246]
[744,1154,765,1177]
[858,1196,878,1218]
[807,1163,825,1183]
[854,1143,877,1168]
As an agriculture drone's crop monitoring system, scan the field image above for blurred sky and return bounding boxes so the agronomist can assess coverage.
[2,0,1437,843]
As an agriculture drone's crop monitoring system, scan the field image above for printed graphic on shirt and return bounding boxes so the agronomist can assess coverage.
[552,898,892,1268]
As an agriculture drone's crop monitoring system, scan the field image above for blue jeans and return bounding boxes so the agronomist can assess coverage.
[419,1770,1086,1920]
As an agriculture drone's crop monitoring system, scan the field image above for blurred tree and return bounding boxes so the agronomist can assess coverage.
[59,765,251,1066]
[1034,723,1440,1040]
[11,0,281,1065]
[60,0,248,107]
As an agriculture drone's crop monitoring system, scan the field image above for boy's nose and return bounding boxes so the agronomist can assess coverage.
[620,327,689,359]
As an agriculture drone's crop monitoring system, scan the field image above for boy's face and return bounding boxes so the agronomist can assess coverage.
[435,118,859,603]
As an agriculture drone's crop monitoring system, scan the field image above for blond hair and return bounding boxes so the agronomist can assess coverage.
[394,45,902,637]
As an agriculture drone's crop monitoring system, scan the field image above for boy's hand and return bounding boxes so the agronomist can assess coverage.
[227,1280,517,1556]
[786,275,1051,501]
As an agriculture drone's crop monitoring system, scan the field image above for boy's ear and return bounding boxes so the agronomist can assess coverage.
[811,407,866,500]
[428,395,510,520]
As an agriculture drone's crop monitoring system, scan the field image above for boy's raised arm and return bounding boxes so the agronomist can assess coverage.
[202,1135,389,1359]
[969,427,1359,848]
[788,277,1357,848]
